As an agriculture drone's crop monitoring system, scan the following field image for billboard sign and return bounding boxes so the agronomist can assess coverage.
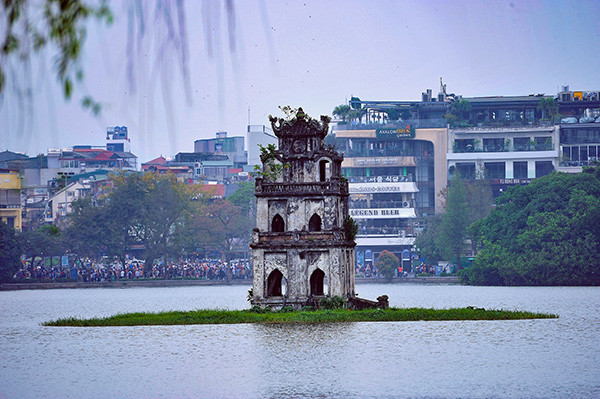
[376,124,415,139]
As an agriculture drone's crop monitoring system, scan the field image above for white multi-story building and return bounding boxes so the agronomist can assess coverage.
[447,125,560,196]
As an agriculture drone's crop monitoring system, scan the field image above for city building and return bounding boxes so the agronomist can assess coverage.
[0,168,22,230]
[44,181,90,228]
[331,82,600,271]
[447,125,559,197]
[194,131,246,168]
[247,124,277,168]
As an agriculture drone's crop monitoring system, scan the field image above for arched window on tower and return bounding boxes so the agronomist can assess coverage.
[319,160,330,182]
[310,269,325,296]
[272,214,285,232]
[267,269,284,297]
[309,213,322,232]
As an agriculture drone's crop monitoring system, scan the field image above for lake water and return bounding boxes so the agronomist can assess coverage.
[1,284,599,399]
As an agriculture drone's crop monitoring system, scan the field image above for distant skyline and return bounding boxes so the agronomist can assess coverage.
[1,0,599,163]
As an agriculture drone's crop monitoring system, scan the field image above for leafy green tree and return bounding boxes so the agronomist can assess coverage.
[227,181,256,219]
[0,222,22,282]
[385,107,410,122]
[349,108,366,124]
[332,104,351,122]
[537,97,558,120]
[63,197,112,263]
[108,172,205,273]
[465,178,493,225]
[376,250,399,279]
[414,215,443,264]
[1,0,113,110]
[20,224,63,263]
[464,167,600,285]
[438,173,469,267]
[444,99,472,126]
[194,199,252,260]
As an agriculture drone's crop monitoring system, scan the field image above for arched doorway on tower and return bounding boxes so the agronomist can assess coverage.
[310,268,325,296]
[267,269,284,297]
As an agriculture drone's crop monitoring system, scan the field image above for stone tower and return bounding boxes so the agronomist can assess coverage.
[250,108,356,309]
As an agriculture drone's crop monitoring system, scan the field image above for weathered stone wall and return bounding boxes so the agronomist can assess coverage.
[251,109,355,309]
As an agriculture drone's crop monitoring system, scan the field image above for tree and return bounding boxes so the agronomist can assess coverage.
[1,0,113,110]
[0,222,22,282]
[537,97,558,120]
[63,196,112,263]
[414,215,443,264]
[465,178,493,225]
[438,173,469,268]
[108,172,206,273]
[332,104,351,122]
[227,181,256,219]
[464,167,600,285]
[444,99,472,126]
[376,250,399,279]
[20,224,63,263]
[349,108,366,124]
[194,199,253,260]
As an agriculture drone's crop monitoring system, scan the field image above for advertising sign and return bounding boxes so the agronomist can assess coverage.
[349,182,419,194]
[349,208,416,219]
[376,124,415,139]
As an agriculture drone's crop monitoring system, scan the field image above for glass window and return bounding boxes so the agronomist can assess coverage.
[562,147,571,164]
[571,146,580,161]
[525,109,535,120]
[535,161,554,178]
[514,162,528,179]
[483,138,505,152]
[535,136,552,150]
[484,162,505,179]
[581,146,588,164]
[456,163,475,179]
[453,139,474,153]
[514,137,530,151]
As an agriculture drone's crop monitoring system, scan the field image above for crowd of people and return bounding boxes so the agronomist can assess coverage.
[13,257,453,283]
[13,257,253,282]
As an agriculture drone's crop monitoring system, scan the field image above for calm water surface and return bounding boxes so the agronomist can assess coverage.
[1,284,599,399]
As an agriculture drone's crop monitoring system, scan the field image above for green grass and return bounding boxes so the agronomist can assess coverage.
[43,307,558,327]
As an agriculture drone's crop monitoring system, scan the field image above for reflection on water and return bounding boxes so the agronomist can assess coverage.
[1,284,599,398]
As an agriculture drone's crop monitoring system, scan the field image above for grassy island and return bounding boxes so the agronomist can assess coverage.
[43,307,557,327]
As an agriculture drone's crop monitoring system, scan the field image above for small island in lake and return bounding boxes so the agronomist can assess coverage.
[42,109,559,327]
[43,306,557,327]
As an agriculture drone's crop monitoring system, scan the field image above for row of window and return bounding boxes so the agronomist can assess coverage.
[453,137,553,153]
[560,129,600,145]
[455,161,554,179]
[562,145,600,164]
[336,139,434,158]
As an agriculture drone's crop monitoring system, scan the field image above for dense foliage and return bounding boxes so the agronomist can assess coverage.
[376,250,400,279]
[40,171,256,272]
[462,167,600,285]
[416,174,494,265]
[0,222,22,282]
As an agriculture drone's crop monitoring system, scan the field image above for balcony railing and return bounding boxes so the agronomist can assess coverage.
[256,231,341,243]
[334,118,447,131]
[255,178,349,196]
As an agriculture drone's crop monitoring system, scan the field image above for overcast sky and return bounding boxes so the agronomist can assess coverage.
[1,0,599,163]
